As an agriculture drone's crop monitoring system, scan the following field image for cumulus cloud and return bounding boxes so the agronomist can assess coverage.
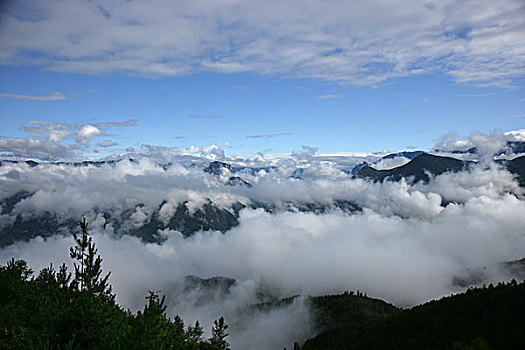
[433,129,525,158]
[75,125,105,146]
[414,163,522,203]
[0,0,523,87]
[21,120,75,143]
[433,131,470,152]
[0,92,67,100]
[0,136,77,160]
[1,119,138,160]
[505,129,525,142]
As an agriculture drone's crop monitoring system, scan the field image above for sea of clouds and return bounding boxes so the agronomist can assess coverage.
[1,152,524,349]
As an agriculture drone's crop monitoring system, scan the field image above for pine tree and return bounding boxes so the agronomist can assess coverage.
[5,258,33,281]
[56,263,72,288]
[135,290,187,349]
[186,320,204,349]
[69,218,114,302]
[36,263,57,285]
[210,317,230,350]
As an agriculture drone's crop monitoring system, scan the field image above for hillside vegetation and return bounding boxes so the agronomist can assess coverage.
[0,219,230,350]
[301,280,525,350]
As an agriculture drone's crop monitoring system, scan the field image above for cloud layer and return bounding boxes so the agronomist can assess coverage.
[1,141,524,349]
[1,0,524,87]
[1,190,524,348]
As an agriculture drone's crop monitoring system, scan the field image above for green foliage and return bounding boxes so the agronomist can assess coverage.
[187,320,204,346]
[5,257,33,280]
[452,338,493,350]
[131,291,187,349]
[309,291,398,331]
[0,219,229,350]
[302,280,525,350]
[209,317,230,350]
[69,218,114,302]
[247,291,398,335]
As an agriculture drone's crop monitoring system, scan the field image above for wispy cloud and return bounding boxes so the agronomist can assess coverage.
[95,119,138,127]
[316,94,343,99]
[0,92,67,101]
[1,1,523,87]
[503,113,525,118]
[457,93,496,97]
[247,132,292,139]
[97,140,118,147]
[519,98,525,103]
[189,115,224,119]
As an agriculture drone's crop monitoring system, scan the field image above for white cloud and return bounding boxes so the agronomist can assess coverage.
[434,129,525,157]
[21,120,75,142]
[316,94,343,99]
[0,136,76,160]
[0,0,523,87]
[75,125,105,146]
[1,194,524,346]
[246,133,292,139]
[97,140,118,148]
[1,151,524,348]
[0,92,67,100]
[373,156,412,170]
[0,120,138,160]
[433,131,473,152]
[504,129,525,142]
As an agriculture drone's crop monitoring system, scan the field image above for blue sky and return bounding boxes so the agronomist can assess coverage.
[0,0,524,160]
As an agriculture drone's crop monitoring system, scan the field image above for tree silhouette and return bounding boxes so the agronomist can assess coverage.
[69,218,114,302]
[187,320,204,344]
[210,316,230,350]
